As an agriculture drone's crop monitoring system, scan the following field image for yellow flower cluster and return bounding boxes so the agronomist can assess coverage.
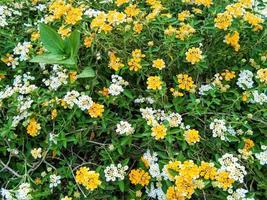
[257,68,267,84]
[152,59,166,70]
[145,0,163,21]
[128,49,145,71]
[176,23,196,41]
[124,4,141,17]
[220,70,236,81]
[184,129,200,145]
[178,10,191,22]
[129,168,151,186]
[108,52,124,71]
[177,74,196,91]
[147,76,163,90]
[214,12,233,30]
[47,0,83,25]
[224,31,240,51]
[151,124,167,140]
[185,47,203,64]
[244,12,264,31]
[115,0,129,6]
[165,160,235,199]
[84,34,95,48]
[133,22,143,34]
[91,11,126,33]
[88,102,104,118]
[27,118,41,137]
[75,167,101,191]
[58,26,71,38]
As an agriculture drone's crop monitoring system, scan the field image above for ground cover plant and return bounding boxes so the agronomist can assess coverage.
[0,0,267,199]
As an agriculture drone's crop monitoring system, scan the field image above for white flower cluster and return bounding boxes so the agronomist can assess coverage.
[146,183,166,200]
[134,96,155,104]
[0,73,37,107]
[42,65,68,91]
[116,120,135,135]
[255,145,267,165]
[227,188,254,200]
[249,90,267,105]
[13,41,32,62]
[219,153,247,183]
[104,163,128,182]
[140,107,182,127]
[12,96,33,128]
[199,84,214,96]
[210,119,227,140]
[0,5,21,27]
[236,70,254,90]
[108,75,128,96]
[1,183,33,200]
[49,174,61,189]
[84,8,101,18]
[62,90,93,110]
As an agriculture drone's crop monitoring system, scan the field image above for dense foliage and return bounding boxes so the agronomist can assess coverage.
[0,0,267,199]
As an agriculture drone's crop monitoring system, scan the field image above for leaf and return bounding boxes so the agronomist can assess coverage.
[30,53,76,65]
[67,30,80,56]
[118,181,125,192]
[77,67,95,78]
[39,23,65,54]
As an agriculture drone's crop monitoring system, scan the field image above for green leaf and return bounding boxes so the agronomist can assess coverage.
[30,53,76,65]
[77,67,95,78]
[67,30,80,56]
[118,181,125,192]
[39,23,65,54]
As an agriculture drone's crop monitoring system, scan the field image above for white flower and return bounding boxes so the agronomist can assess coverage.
[76,95,93,111]
[16,183,32,200]
[84,8,101,18]
[13,42,32,61]
[249,90,267,105]
[31,148,42,159]
[149,163,161,178]
[104,164,118,182]
[199,84,213,95]
[116,121,134,135]
[143,150,158,166]
[63,90,80,108]
[49,174,61,188]
[210,119,227,140]
[255,150,267,165]
[1,188,13,200]
[236,70,254,90]
[166,113,182,127]
[108,84,124,96]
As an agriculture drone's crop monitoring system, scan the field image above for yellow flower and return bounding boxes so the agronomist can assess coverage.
[49,0,71,20]
[124,4,141,17]
[215,170,235,190]
[185,47,203,64]
[177,74,195,91]
[99,87,109,97]
[51,109,58,120]
[214,12,232,30]
[75,167,101,191]
[65,7,83,25]
[129,169,151,186]
[257,68,267,84]
[243,138,254,151]
[69,71,77,82]
[178,10,191,22]
[34,177,42,185]
[221,70,236,81]
[31,148,42,159]
[244,12,263,27]
[195,0,213,7]
[61,196,72,200]
[152,59,166,70]
[224,31,240,51]
[164,160,181,180]
[128,49,145,71]
[88,103,104,118]
[164,25,177,36]
[115,0,129,6]
[58,26,71,38]
[199,161,217,180]
[1,53,15,65]
[84,34,94,48]
[108,52,124,71]
[184,129,200,145]
[31,31,40,41]
[141,156,150,168]
[176,23,196,41]
[133,22,143,34]
[27,118,41,137]
[225,3,243,18]
[147,76,163,90]
[166,186,185,200]
[151,124,167,140]
[174,175,197,199]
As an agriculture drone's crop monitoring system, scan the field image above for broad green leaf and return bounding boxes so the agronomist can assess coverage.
[30,53,76,65]
[67,30,80,56]
[39,23,65,54]
[77,67,95,78]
